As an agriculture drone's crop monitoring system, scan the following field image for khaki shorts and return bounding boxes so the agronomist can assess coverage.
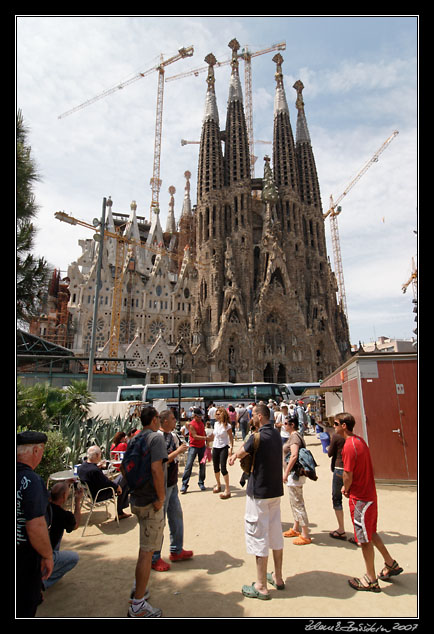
[131,503,165,552]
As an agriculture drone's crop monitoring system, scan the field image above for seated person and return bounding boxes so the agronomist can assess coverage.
[111,431,128,458]
[78,446,131,519]
[44,481,83,589]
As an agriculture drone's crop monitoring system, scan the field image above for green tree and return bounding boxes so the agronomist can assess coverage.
[16,109,49,323]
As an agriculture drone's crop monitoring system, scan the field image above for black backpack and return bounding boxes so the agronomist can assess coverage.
[121,430,152,491]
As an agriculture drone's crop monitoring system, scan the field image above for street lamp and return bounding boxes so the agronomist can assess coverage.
[175,345,185,430]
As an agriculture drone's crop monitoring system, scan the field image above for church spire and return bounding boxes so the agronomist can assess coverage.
[293,79,322,210]
[224,38,250,186]
[197,53,224,201]
[181,170,192,218]
[165,186,176,233]
[293,79,311,145]
[272,53,298,192]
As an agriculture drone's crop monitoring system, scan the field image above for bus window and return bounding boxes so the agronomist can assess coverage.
[200,386,226,400]
[224,385,250,401]
[181,387,199,398]
[117,387,145,401]
[254,385,275,401]
[146,387,174,400]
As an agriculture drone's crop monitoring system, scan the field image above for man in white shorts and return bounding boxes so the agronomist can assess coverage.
[229,403,285,599]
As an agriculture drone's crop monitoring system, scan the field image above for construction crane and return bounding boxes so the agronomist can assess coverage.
[324,130,399,320]
[55,208,208,370]
[402,257,417,295]
[58,46,194,220]
[166,41,286,177]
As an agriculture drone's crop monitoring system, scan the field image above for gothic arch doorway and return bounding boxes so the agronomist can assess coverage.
[264,363,273,383]
[277,363,286,383]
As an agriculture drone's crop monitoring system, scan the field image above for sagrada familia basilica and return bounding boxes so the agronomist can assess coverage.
[31,39,351,385]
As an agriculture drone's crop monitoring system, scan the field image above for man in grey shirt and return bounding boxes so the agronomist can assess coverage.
[127,406,168,618]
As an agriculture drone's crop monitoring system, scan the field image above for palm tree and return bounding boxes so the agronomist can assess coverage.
[63,380,95,419]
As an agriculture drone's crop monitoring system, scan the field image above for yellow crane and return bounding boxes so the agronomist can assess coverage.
[324,130,399,320]
[402,257,417,295]
[58,46,194,220]
[166,41,286,177]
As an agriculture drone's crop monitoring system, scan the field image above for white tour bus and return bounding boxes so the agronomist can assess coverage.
[280,382,321,403]
[116,381,286,411]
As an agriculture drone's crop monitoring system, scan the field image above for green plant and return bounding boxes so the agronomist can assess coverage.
[34,430,69,484]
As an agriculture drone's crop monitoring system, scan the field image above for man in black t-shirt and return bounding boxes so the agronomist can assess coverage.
[45,481,83,589]
[16,431,53,617]
[229,403,285,600]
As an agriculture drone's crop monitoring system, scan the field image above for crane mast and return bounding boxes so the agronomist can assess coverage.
[58,46,194,221]
[324,131,399,320]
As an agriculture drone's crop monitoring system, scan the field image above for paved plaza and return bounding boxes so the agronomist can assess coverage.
[36,432,417,619]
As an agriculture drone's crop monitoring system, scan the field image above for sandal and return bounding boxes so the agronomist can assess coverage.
[241,582,270,600]
[283,528,300,538]
[219,492,231,499]
[348,574,381,593]
[293,536,312,545]
[266,572,285,590]
[152,558,171,572]
[377,560,403,581]
[329,530,347,540]
[213,485,222,493]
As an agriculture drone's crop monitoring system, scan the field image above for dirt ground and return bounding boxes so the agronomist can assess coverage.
[36,432,418,620]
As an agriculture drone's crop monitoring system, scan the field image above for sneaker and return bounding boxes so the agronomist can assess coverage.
[130,587,150,600]
[169,549,193,562]
[198,483,206,491]
[180,486,188,494]
[127,599,162,618]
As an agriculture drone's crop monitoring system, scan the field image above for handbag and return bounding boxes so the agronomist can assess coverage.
[239,432,260,475]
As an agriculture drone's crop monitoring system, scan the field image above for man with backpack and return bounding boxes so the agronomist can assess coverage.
[236,403,249,440]
[123,406,168,618]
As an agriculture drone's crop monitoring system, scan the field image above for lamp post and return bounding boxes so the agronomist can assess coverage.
[174,345,185,431]
[87,197,107,393]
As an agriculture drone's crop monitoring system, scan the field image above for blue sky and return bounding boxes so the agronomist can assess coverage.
[16,15,418,346]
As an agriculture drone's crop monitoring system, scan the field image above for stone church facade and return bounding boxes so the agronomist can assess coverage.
[33,38,351,385]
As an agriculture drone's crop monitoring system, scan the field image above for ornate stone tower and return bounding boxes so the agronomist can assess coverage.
[191,41,351,382]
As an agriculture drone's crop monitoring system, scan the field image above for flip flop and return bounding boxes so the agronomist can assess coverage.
[241,582,270,600]
[329,530,347,540]
[266,572,285,590]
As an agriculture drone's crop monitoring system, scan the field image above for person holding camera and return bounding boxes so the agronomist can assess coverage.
[44,480,83,589]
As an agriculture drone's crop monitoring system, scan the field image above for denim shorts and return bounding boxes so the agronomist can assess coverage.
[131,503,165,552]
[332,468,344,511]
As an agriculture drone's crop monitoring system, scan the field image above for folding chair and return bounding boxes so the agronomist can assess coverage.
[79,481,119,536]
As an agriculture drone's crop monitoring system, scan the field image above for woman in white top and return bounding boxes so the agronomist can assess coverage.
[211,407,234,499]
[275,404,290,445]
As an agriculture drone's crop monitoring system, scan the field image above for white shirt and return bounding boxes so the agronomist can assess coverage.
[208,406,217,420]
[212,422,232,449]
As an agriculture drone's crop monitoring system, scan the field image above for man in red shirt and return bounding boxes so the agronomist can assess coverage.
[180,408,208,493]
[334,412,403,593]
